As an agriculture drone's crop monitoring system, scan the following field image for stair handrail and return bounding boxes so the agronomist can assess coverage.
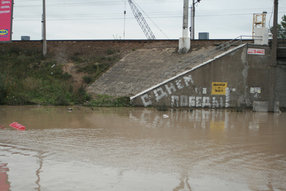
[181,35,254,70]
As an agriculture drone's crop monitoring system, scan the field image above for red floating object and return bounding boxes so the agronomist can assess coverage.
[9,122,26,131]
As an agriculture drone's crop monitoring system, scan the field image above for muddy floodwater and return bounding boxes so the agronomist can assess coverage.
[0,106,286,191]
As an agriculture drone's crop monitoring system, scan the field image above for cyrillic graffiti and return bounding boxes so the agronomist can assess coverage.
[141,74,194,107]
[140,74,231,108]
[171,95,229,108]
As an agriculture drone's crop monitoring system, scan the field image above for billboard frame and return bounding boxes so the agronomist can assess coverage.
[0,0,14,43]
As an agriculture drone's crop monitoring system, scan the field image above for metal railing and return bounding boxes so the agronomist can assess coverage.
[175,35,255,72]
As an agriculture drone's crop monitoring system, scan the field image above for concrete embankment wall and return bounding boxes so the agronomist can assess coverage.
[131,43,285,109]
[277,41,286,108]
[276,64,286,108]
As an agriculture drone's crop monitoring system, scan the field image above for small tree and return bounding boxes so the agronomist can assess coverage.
[271,15,286,39]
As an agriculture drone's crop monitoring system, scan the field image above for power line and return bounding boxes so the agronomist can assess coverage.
[14,1,286,9]
[14,0,167,7]
[14,10,286,21]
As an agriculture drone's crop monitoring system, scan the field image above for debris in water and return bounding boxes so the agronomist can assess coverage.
[163,114,169,119]
[9,122,26,131]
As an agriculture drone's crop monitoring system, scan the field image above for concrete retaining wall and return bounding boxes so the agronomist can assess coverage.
[130,43,281,110]
[276,64,286,107]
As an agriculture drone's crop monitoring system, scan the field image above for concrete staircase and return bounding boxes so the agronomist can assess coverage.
[87,40,245,97]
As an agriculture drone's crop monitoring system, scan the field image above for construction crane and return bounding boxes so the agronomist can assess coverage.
[128,0,156,40]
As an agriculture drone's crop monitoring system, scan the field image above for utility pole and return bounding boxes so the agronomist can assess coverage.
[272,0,278,63]
[178,0,190,53]
[190,0,201,40]
[123,0,127,39]
[42,0,47,57]
[190,0,195,39]
[268,0,278,112]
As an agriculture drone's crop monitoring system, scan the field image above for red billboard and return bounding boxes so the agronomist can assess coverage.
[0,0,13,42]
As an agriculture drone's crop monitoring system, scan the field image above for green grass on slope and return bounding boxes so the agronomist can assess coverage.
[0,46,90,105]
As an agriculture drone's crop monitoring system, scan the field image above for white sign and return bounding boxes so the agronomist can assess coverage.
[247,48,265,55]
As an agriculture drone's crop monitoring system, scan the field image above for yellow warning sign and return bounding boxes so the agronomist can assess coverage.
[211,82,228,95]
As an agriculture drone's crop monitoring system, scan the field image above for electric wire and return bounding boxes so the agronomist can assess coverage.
[14,11,286,21]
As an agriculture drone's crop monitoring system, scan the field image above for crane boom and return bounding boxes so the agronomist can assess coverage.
[128,0,156,40]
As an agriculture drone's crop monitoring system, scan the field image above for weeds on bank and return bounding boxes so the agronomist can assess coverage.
[0,46,125,106]
[0,46,90,105]
[71,48,120,84]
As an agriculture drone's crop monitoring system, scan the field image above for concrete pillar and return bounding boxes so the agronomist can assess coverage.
[179,0,190,54]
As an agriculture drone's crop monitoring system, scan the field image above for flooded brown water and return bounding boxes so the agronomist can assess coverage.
[0,106,286,191]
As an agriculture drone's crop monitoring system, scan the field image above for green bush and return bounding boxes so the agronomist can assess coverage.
[106,49,116,55]
[83,75,93,84]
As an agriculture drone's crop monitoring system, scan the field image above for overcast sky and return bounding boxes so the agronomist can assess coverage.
[12,0,286,40]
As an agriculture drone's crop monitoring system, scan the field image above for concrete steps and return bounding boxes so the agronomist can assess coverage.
[87,37,247,98]
[87,44,236,97]
[130,43,247,107]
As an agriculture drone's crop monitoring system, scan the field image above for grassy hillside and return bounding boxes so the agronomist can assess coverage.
[0,45,123,106]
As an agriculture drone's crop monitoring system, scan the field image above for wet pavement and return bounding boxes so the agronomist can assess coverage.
[0,106,286,191]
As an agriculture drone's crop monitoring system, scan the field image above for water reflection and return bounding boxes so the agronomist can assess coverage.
[129,108,278,132]
[0,163,10,191]
[35,152,45,191]
[0,106,286,191]
[0,143,44,191]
